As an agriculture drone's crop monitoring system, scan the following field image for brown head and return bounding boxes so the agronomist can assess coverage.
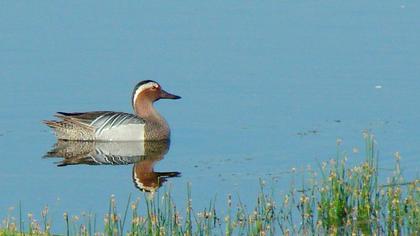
[132,80,181,118]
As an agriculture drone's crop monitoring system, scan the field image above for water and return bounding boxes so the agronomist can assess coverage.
[1,1,419,231]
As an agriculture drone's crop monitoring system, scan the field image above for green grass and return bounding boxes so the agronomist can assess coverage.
[1,132,419,235]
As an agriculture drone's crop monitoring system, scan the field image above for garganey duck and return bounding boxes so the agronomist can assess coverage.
[44,80,181,141]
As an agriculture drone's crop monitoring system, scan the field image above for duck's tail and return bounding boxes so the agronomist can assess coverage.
[43,120,62,129]
[42,117,95,141]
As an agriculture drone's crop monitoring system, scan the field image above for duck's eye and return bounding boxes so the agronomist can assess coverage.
[152,86,159,90]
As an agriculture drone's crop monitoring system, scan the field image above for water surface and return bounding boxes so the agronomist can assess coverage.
[1,1,419,231]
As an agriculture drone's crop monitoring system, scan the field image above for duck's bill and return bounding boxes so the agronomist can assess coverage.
[160,90,181,99]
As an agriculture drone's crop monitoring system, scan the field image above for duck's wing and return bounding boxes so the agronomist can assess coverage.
[55,111,145,132]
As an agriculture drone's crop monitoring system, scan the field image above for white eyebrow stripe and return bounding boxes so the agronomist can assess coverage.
[132,82,158,105]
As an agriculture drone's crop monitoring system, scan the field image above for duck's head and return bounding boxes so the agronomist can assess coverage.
[132,80,181,109]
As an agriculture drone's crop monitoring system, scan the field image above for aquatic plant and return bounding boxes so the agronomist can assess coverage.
[1,133,419,235]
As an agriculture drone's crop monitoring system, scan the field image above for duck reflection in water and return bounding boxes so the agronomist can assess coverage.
[44,140,180,192]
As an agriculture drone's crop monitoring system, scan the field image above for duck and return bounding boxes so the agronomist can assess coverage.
[44,80,181,141]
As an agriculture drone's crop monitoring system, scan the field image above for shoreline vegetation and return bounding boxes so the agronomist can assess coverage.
[1,133,419,235]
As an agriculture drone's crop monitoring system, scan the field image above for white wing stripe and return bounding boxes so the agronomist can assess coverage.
[95,113,119,135]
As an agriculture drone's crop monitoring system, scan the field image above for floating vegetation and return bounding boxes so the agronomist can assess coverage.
[1,132,419,235]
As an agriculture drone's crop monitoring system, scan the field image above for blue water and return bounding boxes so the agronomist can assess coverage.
[1,1,419,231]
